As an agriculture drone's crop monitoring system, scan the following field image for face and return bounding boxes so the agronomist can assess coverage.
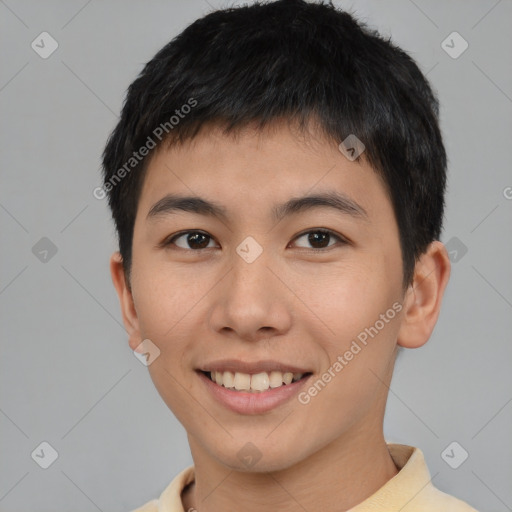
[118,121,410,472]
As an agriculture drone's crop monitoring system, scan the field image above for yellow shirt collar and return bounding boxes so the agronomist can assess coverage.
[144,443,477,512]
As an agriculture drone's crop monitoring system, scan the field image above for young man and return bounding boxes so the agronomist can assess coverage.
[102,1,478,510]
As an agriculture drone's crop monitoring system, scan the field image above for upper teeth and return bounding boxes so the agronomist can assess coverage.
[209,371,304,392]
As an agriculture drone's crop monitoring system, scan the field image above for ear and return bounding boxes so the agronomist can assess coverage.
[110,251,141,351]
[397,240,451,349]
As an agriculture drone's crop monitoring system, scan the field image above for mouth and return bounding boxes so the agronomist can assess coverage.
[196,368,313,414]
[197,369,313,393]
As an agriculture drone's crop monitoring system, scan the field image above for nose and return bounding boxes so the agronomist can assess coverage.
[208,247,293,343]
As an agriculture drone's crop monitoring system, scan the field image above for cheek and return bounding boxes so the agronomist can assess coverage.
[131,268,202,413]
[298,258,401,369]
[296,309,401,436]
[130,261,220,385]
[131,258,198,337]
[293,258,382,335]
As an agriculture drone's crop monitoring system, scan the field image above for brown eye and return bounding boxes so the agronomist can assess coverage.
[292,229,346,250]
[165,231,217,250]
[162,228,347,252]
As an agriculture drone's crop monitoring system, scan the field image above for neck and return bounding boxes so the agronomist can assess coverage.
[182,427,398,512]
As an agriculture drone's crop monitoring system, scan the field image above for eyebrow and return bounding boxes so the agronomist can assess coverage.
[146,191,369,224]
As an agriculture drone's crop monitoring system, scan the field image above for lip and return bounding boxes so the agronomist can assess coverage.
[197,370,312,415]
[197,359,311,374]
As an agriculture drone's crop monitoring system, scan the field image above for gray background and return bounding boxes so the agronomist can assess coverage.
[1,1,511,511]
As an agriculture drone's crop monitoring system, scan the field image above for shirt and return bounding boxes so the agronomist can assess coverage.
[130,443,479,512]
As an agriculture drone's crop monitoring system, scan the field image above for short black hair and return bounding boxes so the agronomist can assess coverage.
[101,0,447,291]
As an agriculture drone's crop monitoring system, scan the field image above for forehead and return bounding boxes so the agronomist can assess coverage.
[136,121,391,226]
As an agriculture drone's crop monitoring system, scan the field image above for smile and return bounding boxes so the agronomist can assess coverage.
[202,370,310,393]
[196,370,313,415]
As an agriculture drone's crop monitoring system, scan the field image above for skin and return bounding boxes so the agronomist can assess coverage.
[111,119,451,512]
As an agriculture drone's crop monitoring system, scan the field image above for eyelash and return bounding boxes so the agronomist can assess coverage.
[161,228,349,252]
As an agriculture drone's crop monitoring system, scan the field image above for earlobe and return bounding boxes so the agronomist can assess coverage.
[109,252,141,350]
[397,241,451,349]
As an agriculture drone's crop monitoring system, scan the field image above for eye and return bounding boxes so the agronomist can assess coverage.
[161,228,348,252]
[290,229,347,250]
[163,230,218,250]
